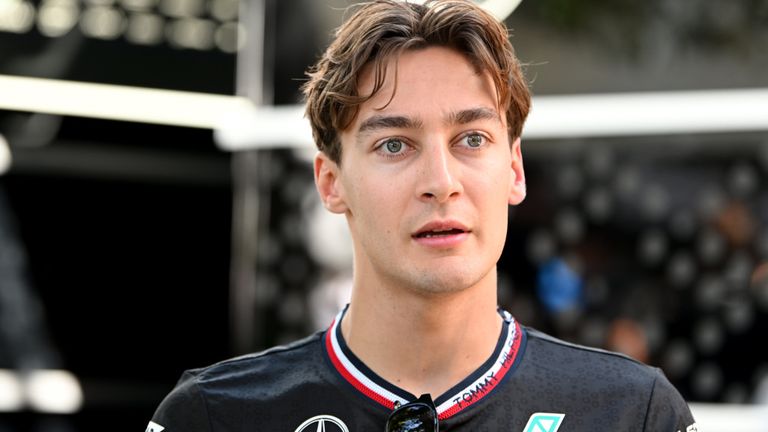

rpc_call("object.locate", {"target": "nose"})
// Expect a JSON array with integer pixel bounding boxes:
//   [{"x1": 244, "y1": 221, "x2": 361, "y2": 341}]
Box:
[{"x1": 417, "y1": 143, "x2": 463, "y2": 203}]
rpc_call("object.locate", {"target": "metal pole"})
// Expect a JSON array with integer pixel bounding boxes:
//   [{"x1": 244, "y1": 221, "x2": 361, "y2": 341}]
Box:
[{"x1": 230, "y1": 0, "x2": 273, "y2": 355}]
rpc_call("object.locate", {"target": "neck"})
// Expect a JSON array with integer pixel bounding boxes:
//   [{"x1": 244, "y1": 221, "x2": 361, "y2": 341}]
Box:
[{"x1": 341, "y1": 269, "x2": 502, "y2": 398}]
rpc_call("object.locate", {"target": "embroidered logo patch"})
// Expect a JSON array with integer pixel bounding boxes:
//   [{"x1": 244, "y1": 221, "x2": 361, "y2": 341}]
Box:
[{"x1": 523, "y1": 413, "x2": 565, "y2": 432}]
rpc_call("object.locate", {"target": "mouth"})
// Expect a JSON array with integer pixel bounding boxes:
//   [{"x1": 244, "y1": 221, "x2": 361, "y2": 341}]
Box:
[
  {"x1": 412, "y1": 221, "x2": 470, "y2": 239},
  {"x1": 414, "y1": 228, "x2": 467, "y2": 239}
]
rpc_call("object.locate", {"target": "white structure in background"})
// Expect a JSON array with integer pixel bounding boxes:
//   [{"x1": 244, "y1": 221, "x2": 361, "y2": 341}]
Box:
[
  {"x1": 0, "y1": 369, "x2": 83, "y2": 414},
  {"x1": 306, "y1": 200, "x2": 354, "y2": 330},
  {"x1": 26, "y1": 369, "x2": 84, "y2": 413},
  {"x1": 0, "y1": 369, "x2": 24, "y2": 411},
  {"x1": 1, "y1": 75, "x2": 767, "y2": 148},
  {"x1": 690, "y1": 403, "x2": 768, "y2": 431},
  {"x1": 0, "y1": 134, "x2": 11, "y2": 175},
  {"x1": 215, "y1": 88, "x2": 768, "y2": 150}
]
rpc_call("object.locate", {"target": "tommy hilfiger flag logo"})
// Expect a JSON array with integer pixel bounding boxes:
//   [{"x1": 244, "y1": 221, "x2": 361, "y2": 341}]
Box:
[{"x1": 523, "y1": 413, "x2": 565, "y2": 432}]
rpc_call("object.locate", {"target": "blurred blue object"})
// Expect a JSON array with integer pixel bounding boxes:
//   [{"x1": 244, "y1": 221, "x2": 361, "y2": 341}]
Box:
[{"x1": 536, "y1": 257, "x2": 584, "y2": 313}]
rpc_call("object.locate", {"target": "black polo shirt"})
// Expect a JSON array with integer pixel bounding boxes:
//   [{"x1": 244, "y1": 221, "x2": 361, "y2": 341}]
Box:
[{"x1": 148, "y1": 308, "x2": 697, "y2": 431}]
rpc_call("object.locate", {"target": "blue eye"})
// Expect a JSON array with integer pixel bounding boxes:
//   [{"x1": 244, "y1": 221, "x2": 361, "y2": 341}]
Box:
[
  {"x1": 375, "y1": 137, "x2": 411, "y2": 159},
  {"x1": 384, "y1": 139, "x2": 404, "y2": 153},
  {"x1": 465, "y1": 133, "x2": 484, "y2": 148}
]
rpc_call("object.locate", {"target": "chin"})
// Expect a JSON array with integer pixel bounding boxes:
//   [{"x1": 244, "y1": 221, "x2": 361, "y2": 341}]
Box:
[{"x1": 404, "y1": 267, "x2": 488, "y2": 296}]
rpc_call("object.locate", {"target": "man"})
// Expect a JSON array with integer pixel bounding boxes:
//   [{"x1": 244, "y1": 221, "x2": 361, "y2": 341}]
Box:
[{"x1": 148, "y1": 1, "x2": 697, "y2": 430}]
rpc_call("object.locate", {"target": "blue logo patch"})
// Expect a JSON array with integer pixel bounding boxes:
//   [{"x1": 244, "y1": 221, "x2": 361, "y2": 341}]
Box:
[{"x1": 523, "y1": 413, "x2": 565, "y2": 432}]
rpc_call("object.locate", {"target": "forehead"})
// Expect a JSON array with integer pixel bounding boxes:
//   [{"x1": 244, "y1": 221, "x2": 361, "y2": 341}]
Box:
[{"x1": 352, "y1": 46, "x2": 500, "y2": 124}]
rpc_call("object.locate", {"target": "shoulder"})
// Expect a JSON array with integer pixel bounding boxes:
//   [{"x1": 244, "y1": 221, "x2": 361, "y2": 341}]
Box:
[
  {"x1": 149, "y1": 332, "x2": 327, "y2": 431},
  {"x1": 523, "y1": 326, "x2": 660, "y2": 383},
  {"x1": 518, "y1": 326, "x2": 667, "y2": 408},
  {"x1": 518, "y1": 326, "x2": 697, "y2": 430},
  {"x1": 190, "y1": 331, "x2": 325, "y2": 384}
]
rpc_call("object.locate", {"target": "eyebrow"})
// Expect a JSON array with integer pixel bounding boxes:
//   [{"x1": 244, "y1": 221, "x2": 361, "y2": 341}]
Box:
[
  {"x1": 357, "y1": 115, "x2": 423, "y2": 135},
  {"x1": 355, "y1": 107, "x2": 500, "y2": 136},
  {"x1": 448, "y1": 107, "x2": 501, "y2": 125}
]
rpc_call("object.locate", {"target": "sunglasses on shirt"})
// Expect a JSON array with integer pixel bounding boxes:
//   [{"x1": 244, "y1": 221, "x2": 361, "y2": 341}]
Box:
[{"x1": 385, "y1": 393, "x2": 439, "y2": 432}]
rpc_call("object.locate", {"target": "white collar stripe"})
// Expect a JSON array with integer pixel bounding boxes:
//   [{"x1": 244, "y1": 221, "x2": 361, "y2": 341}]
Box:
[
  {"x1": 326, "y1": 311, "x2": 408, "y2": 408},
  {"x1": 324, "y1": 309, "x2": 524, "y2": 420}
]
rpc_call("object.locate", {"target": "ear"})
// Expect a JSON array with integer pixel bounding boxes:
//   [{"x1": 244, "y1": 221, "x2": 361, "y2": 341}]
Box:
[
  {"x1": 508, "y1": 137, "x2": 526, "y2": 205},
  {"x1": 314, "y1": 151, "x2": 348, "y2": 214}
]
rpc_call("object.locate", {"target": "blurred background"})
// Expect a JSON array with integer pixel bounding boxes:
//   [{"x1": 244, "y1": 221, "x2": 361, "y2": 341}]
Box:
[{"x1": 1, "y1": 0, "x2": 767, "y2": 430}]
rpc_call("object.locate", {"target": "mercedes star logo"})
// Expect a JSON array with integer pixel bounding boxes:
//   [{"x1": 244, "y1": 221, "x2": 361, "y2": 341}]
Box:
[{"x1": 294, "y1": 415, "x2": 350, "y2": 432}]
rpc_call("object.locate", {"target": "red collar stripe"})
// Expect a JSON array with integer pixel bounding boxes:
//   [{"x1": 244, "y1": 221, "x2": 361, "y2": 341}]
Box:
[
  {"x1": 324, "y1": 309, "x2": 523, "y2": 420},
  {"x1": 325, "y1": 312, "x2": 407, "y2": 409}
]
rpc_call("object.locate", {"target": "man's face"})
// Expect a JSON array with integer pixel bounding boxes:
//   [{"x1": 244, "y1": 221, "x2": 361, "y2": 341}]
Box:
[{"x1": 315, "y1": 46, "x2": 526, "y2": 295}]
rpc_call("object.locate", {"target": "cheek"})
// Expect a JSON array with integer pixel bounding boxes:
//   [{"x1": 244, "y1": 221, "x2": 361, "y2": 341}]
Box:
[
  {"x1": 476, "y1": 159, "x2": 512, "y2": 197},
  {"x1": 471, "y1": 161, "x2": 513, "y2": 229},
  {"x1": 345, "y1": 173, "x2": 395, "y2": 223}
]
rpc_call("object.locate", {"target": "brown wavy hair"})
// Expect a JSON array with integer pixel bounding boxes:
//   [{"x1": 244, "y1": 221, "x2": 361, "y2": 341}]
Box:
[{"x1": 303, "y1": 0, "x2": 531, "y2": 164}]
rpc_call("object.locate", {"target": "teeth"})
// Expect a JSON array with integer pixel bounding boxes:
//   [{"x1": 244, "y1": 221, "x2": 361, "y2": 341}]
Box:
[{"x1": 422, "y1": 229, "x2": 460, "y2": 238}]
